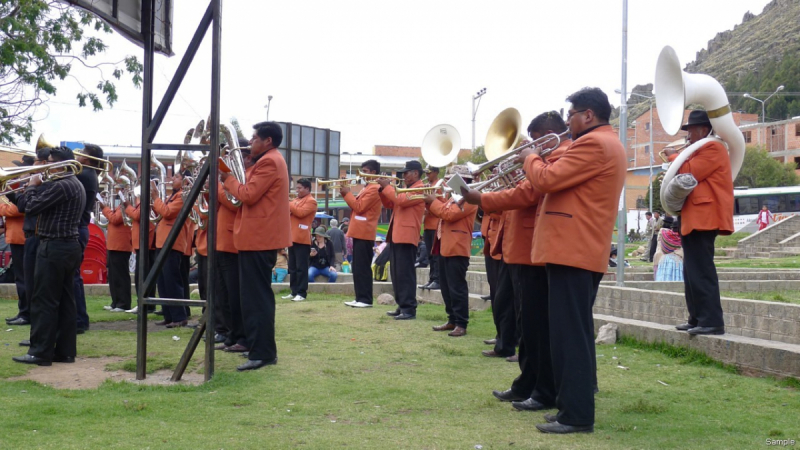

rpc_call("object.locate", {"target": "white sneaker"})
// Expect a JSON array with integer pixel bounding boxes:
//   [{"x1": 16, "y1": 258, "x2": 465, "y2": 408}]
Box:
[
  {"x1": 344, "y1": 301, "x2": 357, "y2": 307},
  {"x1": 103, "y1": 305, "x2": 113, "y2": 311},
  {"x1": 351, "y1": 302, "x2": 373, "y2": 308},
  {"x1": 125, "y1": 306, "x2": 138, "y2": 313},
  {"x1": 281, "y1": 294, "x2": 295, "y2": 299},
  {"x1": 292, "y1": 295, "x2": 306, "y2": 302},
  {"x1": 111, "y1": 308, "x2": 126, "y2": 312}
]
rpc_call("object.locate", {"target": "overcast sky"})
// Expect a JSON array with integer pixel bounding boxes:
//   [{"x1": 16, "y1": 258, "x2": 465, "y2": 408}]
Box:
[{"x1": 29, "y1": 0, "x2": 772, "y2": 154}]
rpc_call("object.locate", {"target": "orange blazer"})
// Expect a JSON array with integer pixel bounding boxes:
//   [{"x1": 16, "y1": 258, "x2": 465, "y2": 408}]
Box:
[
  {"x1": 481, "y1": 181, "x2": 541, "y2": 266},
  {"x1": 343, "y1": 183, "x2": 382, "y2": 241},
  {"x1": 216, "y1": 184, "x2": 238, "y2": 254},
  {"x1": 182, "y1": 220, "x2": 195, "y2": 256},
  {"x1": 153, "y1": 192, "x2": 189, "y2": 252},
  {"x1": 481, "y1": 212, "x2": 503, "y2": 260},
  {"x1": 126, "y1": 204, "x2": 156, "y2": 251},
  {"x1": 289, "y1": 194, "x2": 317, "y2": 245},
  {"x1": 194, "y1": 204, "x2": 208, "y2": 256},
  {"x1": 428, "y1": 198, "x2": 478, "y2": 257},
  {"x1": 0, "y1": 203, "x2": 25, "y2": 245},
  {"x1": 380, "y1": 181, "x2": 426, "y2": 246},
  {"x1": 223, "y1": 148, "x2": 292, "y2": 251},
  {"x1": 669, "y1": 140, "x2": 734, "y2": 236},
  {"x1": 525, "y1": 125, "x2": 626, "y2": 273},
  {"x1": 102, "y1": 206, "x2": 133, "y2": 252}
]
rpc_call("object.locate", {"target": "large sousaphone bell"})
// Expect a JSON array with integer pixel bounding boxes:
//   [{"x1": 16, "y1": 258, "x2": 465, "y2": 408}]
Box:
[
  {"x1": 655, "y1": 45, "x2": 744, "y2": 216},
  {"x1": 484, "y1": 108, "x2": 526, "y2": 161},
  {"x1": 421, "y1": 124, "x2": 460, "y2": 167}
]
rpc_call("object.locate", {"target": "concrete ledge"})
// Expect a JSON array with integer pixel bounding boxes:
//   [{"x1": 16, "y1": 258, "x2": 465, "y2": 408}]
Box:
[
  {"x1": 593, "y1": 314, "x2": 800, "y2": 379},
  {"x1": 270, "y1": 281, "x2": 394, "y2": 297},
  {"x1": 416, "y1": 288, "x2": 490, "y2": 311}
]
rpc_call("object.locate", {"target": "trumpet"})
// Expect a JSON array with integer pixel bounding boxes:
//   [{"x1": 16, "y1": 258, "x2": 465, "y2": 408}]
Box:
[
  {"x1": 395, "y1": 179, "x2": 445, "y2": 200},
  {"x1": 466, "y1": 130, "x2": 570, "y2": 192},
  {"x1": 357, "y1": 170, "x2": 401, "y2": 183},
  {"x1": 316, "y1": 177, "x2": 361, "y2": 188}
]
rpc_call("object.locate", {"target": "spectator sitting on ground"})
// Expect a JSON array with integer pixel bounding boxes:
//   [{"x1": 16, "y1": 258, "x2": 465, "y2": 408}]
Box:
[{"x1": 309, "y1": 227, "x2": 337, "y2": 282}]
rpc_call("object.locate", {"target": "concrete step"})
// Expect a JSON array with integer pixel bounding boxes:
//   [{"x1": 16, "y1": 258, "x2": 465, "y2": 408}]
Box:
[
  {"x1": 593, "y1": 314, "x2": 800, "y2": 379},
  {"x1": 417, "y1": 288, "x2": 490, "y2": 311}
]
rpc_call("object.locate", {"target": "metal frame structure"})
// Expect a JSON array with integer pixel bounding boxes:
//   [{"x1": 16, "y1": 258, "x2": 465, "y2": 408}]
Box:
[{"x1": 136, "y1": 0, "x2": 222, "y2": 381}]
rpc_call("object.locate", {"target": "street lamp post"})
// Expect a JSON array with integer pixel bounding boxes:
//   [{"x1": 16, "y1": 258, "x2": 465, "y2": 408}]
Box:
[
  {"x1": 744, "y1": 85, "x2": 784, "y2": 123},
  {"x1": 264, "y1": 95, "x2": 273, "y2": 121},
  {"x1": 472, "y1": 88, "x2": 487, "y2": 150},
  {"x1": 616, "y1": 89, "x2": 655, "y2": 212}
]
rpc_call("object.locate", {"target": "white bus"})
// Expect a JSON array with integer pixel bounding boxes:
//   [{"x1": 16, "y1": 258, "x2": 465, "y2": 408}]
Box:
[{"x1": 733, "y1": 186, "x2": 800, "y2": 232}]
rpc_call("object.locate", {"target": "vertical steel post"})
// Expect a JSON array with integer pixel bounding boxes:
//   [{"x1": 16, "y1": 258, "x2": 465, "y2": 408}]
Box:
[{"x1": 616, "y1": 0, "x2": 628, "y2": 287}]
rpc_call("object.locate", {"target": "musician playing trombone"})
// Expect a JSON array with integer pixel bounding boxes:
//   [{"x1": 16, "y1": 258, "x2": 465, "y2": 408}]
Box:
[
  {"x1": 462, "y1": 112, "x2": 571, "y2": 411},
  {"x1": 423, "y1": 166, "x2": 478, "y2": 337},
  {"x1": 12, "y1": 146, "x2": 86, "y2": 366},
  {"x1": 341, "y1": 159, "x2": 383, "y2": 308}
]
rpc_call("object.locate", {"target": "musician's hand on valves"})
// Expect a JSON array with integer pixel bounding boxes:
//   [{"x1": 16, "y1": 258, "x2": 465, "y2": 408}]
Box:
[
  {"x1": 28, "y1": 174, "x2": 43, "y2": 187},
  {"x1": 664, "y1": 147, "x2": 679, "y2": 158},
  {"x1": 460, "y1": 186, "x2": 482, "y2": 206},
  {"x1": 339, "y1": 185, "x2": 351, "y2": 196},
  {"x1": 422, "y1": 193, "x2": 436, "y2": 204},
  {"x1": 219, "y1": 171, "x2": 231, "y2": 182},
  {"x1": 516, "y1": 146, "x2": 540, "y2": 164},
  {"x1": 376, "y1": 177, "x2": 391, "y2": 188}
]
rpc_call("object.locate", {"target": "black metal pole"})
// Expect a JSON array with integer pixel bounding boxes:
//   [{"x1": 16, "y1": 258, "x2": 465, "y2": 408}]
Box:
[{"x1": 136, "y1": 0, "x2": 156, "y2": 381}]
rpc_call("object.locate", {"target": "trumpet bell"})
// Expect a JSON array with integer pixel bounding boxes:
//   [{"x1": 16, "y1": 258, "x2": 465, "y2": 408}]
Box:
[
  {"x1": 421, "y1": 124, "x2": 460, "y2": 167},
  {"x1": 484, "y1": 108, "x2": 525, "y2": 161}
]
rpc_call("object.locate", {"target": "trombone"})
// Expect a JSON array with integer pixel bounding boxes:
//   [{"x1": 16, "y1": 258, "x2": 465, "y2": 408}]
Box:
[
  {"x1": 357, "y1": 170, "x2": 401, "y2": 183},
  {"x1": 316, "y1": 177, "x2": 361, "y2": 188},
  {"x1": 73, "y1": 150, "x2": 113, "y2": 173},
  {"x1": 0, "y1": 161, "x2": 84, "y2": 196},
  {"x1": 395, "y1": 179, "x2": 445, "y2": 200}
]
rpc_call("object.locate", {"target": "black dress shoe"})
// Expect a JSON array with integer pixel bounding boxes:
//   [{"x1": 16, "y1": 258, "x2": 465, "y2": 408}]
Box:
[
  {"x1": 7, "y1": 317, "x2": 30, "y2": 326},
  {"x1": 19, "y1": 340, "x2": 30, "y2": 347},
  {"x1": 53, "y1": 355, "x2": 76, "y2": 363},
  {"x1": 675, "y1": 323, "x2": 694, "y2": 331},
  {"x1": 543, "y1": 413, "x2": 557, "y2": 423},
  {"x1": 512, "y1": 398, "x2": 553, "y2": 412},
  {"x1": 417, "y1": 281, "x2": 431, "y2": 289},
  {"x1": 12, "y1": 354, "x2": 52, "y2": 366},
  {"x1": 483, "y1": 338, "x2": 496, "y2": 345},
  {"x1": 386, "y1": 309, "x2": 401, "y2": 317},
  {"x1": 536, "y1": 421, "x2": 593, "y2": 434},
  {"x1": 426, "y1": 281, "x2": 440, "y2": 290},
  {"x1": 687, "y1": 326, "x2": 725, "y2": 335},
  {"x1": 394, "y1": 313, "x2": 416, "y2": 320},
  {"x1": 5, "y1": 315, "x2": 19, "y2": 323},
  {"x1": 492, "y1": 389, "x2": 526, "y2": 402},
  {"x1": 76, "y1": 328, "x2": 87, "y2": 335},
  {"x1": 480, "y1": 294, "x2": 491, "y2": 301},
  {"x1": 237, "y1": 358, "x2": 277, "y2": 371}
]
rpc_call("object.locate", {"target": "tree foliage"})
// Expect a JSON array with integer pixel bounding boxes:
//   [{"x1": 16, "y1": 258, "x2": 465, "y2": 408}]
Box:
[
  {"x1": 0, "y1": 0, "x2": 143, "y2": 145},
  {"x1": 734, "y1": 145, "x2": 800, "y2": 188}
]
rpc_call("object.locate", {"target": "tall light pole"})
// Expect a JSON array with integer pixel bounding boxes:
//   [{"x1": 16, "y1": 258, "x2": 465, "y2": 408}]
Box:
[
  {"x1": 617, "y1": 89, "x2": 655, "y2": 211},
  {"x1": 616, "y1": 0, "x2": 628, "y2": 287},
  {"x1": 264, "y1": 95, "x2": 273, "y2": 121},
  {"x1": 472, "y1": 88, "x2": 487, "y2": 150},
  {"x1": 744, "y1": 85, "x2": 784, "y2": 123}
]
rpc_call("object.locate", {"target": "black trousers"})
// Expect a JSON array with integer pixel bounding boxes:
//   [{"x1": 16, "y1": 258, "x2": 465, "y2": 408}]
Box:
[
  {"x1": 73, "y1": 226, "x2": 89, "y2": 329},
  {"x1": 239, "y1": 250, "x2": 277, "y2": 362},
  {"x1": 511, "y1": 265, "x2": 556, "y2": 405},
  {"x1": 181, "y1": 254, "x2": 191, "y2": 316},
  {"x1": 156, "y1": 249, "x2": 188, "y2": 323},
  {"x1": 440, "y1": 255, "x2": 470, "y2": 328},
  {"x1": 423, "y1": 229, "x2": 439, "y2": 282},
  {"x1": 107, "y1": 250, "x2": 132, "y2": 310},
  {"x1": 485, "y1": 255, "x2": 502, "y2": 301},
  {"x1": 352, "y1": 238, "x2": 374, "y2": 304},
  {"x1": 10, "y1": 243, "x2": 27, "y2": 319},
  {"x1": 547, "y1": 263, "x2": 602, "y2": 427},
  {"x1": 197, "y1": 252, "x2": 208, "y2": 301},
  {"x1": 134, "y1": 248, "x2": 156, "y2": 312},
  {"x1": 648, "y1": 234, "x2": 658, "y2": 262},
  {"x1": 218, "y1": 251, "x2": 245, "y2": 347},
  {"x1": 23, "y1": 235, "x2": 40, "y2": 322},
  {"x1": 288, "y1": 243, "x2": 310, "y2": 298},
  {"x1": 29, "y1": 239, "x2": 83, "y2": 360},
  {"x1": 491, "y1": 261, "x2": 516, "y2": 356},
  {"x1": 681, "y1": 229, "x2": 724, "y2": 327},
  {"x1": 389, "y1": 242, "x2": 418, "y2": 314}
]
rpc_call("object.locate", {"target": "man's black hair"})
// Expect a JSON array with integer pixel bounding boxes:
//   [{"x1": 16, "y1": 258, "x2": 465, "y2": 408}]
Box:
[
  {"x1": 297, "y1": 178, "x2": 312, "y2": 190},
  {"x1": 49, "y1": 146, "x2": 74, "y2": 162},
  {"x1": 36, "y1": 147, "x2": 51, "y2": 161},
  {"x1": 82, "y1": 143, "x2": 104, "y2": 168},
  {"x1": 645, "y1": 211, "x2": 652, "y2": 217},
  {"x1": 566, "y1": 87, "x2": 612, "y2": 122},
  {"x1": 528, "y1": 111, "x2": 568, "y2": 136},
  {"x1": 253, "y1": 121, "x2": 283, "y2": 148},
  {"x1": 361, "y1": 159, "x2": 380, "y2": 173}
]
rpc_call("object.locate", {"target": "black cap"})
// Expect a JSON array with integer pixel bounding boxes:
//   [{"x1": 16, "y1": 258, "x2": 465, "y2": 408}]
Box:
[
  {"x1": 680, "y1": 110, "x2": 712, "y2": 131},
  {"x1": 12, "y1": 155, "x2": 35, "y2": 167},
  {"x1": 424, "y1": 165, "x2": 440, "y2": 173},
  {"x1": 397, "y1": 160, "x2": 423, "y2": 174}
]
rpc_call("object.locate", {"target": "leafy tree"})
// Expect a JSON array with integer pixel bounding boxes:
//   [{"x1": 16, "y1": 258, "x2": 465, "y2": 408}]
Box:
[
  {"x1": 0, "y1": 0, "x2": 143, "y2": 145},
  {"x1": 650, "y1": 172, "x2": 664, "y2": 213},
  {"x1": 734, "y1": 145, "x2": 800, "y2": 187}
]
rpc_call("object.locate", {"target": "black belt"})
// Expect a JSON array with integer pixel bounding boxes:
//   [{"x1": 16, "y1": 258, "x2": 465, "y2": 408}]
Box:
[{"x1": 40, "y1": 236, "x2": 79, "y2": 242}]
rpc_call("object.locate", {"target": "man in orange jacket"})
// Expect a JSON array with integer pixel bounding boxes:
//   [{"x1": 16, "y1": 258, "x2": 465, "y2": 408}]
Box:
[
  {"x1": 664, "y1": 110, "x2": 733, "y2": 336},
  {"x1": 285, "y1": 178, "x2": 317, "y2": 302}
]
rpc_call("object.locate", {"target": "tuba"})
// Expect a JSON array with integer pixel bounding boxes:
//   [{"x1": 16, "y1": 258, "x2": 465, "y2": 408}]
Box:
[
  {"x1": 221, "y1": 145, "x2": 246, "y2": 207},
  {"x1": 421, "y1": 124, "x2": 460, "y2": 168},
  {"x1": 95, "y1": 171, "x2": 115, "y2": 229},
  {"x1": 655, "y1": 45, "x2": 745, "y2": 216},
  {"x1": 149, "y1": 155, "x2": 167, "y2": 223}
]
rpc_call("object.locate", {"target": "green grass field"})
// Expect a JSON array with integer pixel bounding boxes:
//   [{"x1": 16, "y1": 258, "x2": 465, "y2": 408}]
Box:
[{"x1": 0, "y1": 293, "x2": 798, "y2": 449}]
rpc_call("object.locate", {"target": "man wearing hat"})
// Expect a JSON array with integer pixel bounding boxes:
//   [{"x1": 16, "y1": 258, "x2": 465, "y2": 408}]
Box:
[
  {"x1": 12, "y1": 146, "x2": 86, "y2": 366},
  {"x1": 664, "y1": 109, "x2": 733, "y2": 336},
  {"x1": 377, "y1": 160, "x2": 426, "y2": 320},
  {"x1": 419, "y1": 166, "x2": 441, "y2": 290},
  {"x1": 309, "y1": 226, "x2": 337, "y2": 282}
]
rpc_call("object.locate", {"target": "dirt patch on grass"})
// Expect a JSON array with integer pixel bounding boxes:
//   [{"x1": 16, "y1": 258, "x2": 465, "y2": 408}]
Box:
[
  {"x1": 8, "y1": 356, "x2": 204, "y2": 389},
  {"x1": 90, "y1": 319, "x2": 199, "y2": 333}
]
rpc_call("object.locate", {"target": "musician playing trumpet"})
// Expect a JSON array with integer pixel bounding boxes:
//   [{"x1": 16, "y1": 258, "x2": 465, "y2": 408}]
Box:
[{"x1": 664, "y1": 110, "x2": 732, "y2": 336}]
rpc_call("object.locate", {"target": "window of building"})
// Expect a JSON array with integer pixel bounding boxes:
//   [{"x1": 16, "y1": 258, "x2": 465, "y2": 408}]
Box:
[
  {"x1": 794, "y1": 156, "x2": 800, "y2": 169},
  {"x1": 645, "y1": 122, "x2": 650, "y2": 131},
  {"x1": 743, "y1": 131, "x2": 751, "y2": 143},
  {"x1": 644, "y1": 145, "x2": 650, "y2": 154}
]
